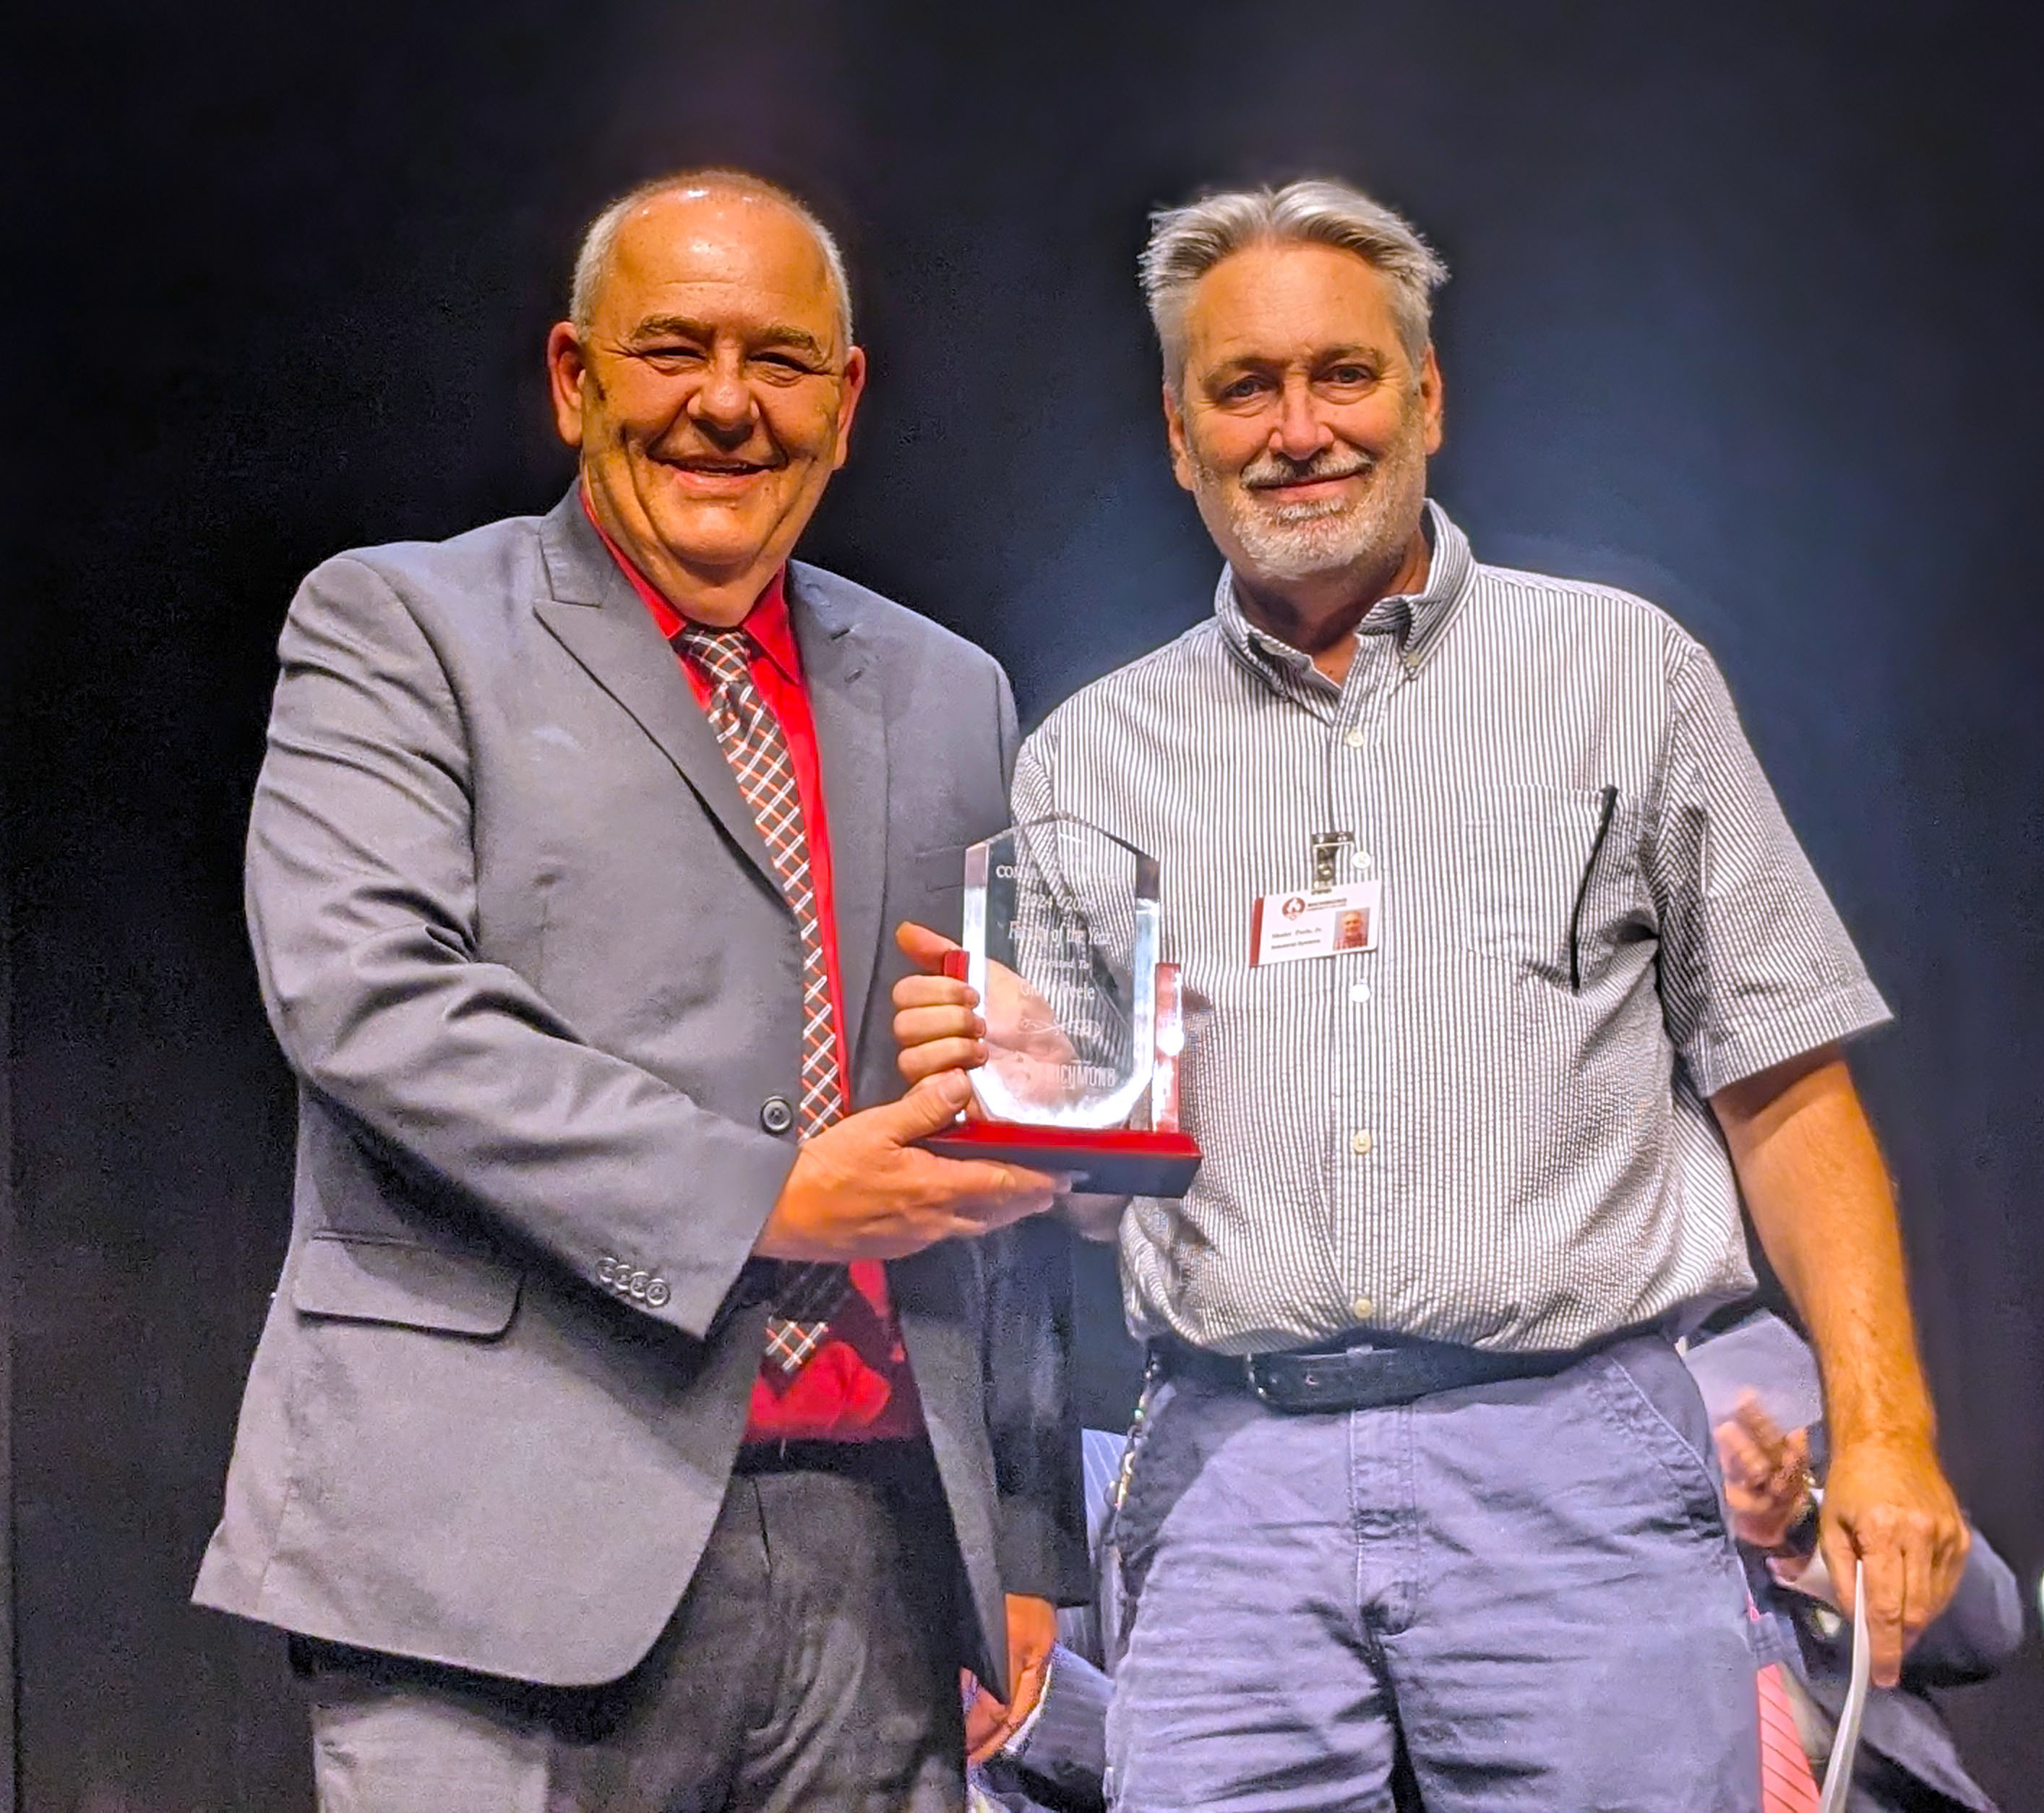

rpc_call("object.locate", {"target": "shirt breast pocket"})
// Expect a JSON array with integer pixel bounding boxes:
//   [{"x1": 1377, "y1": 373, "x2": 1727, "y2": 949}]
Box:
[{"x1": 1460, "y1": 784, "x2": 1647, "y2": 989}]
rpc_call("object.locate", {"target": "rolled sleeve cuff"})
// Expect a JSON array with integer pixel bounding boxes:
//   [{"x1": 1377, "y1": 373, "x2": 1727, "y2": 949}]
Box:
[{"x1": 1684, "y1": 976, "x2": 1894, "y2": 1100}]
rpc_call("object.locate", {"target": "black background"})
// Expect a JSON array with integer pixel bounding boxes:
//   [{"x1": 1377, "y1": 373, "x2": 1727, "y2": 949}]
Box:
[{"x1": 7, "y1": 3, "x2": 2043, "y2": 1807}]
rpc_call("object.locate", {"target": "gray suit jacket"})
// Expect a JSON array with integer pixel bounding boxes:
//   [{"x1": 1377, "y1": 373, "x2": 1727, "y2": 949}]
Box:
[{"x1": 194, "y1": 489, "x2": 1086, "y2": 1689}]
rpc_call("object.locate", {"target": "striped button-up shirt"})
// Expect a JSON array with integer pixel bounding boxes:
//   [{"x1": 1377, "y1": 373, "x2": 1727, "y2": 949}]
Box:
[{"x1": 1012, "y1": 502, "x2": 1889, "y2": 1355}]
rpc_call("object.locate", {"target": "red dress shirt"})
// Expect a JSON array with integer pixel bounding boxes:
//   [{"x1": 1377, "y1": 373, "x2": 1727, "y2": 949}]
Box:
[{"x1": 585, "y1": 499, "x2": 922, "y2": 1443}]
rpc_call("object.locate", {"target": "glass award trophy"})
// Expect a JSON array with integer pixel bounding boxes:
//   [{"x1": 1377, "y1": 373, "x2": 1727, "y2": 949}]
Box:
[{"x1": 922, "y1": 814, "x2": 1201, "y2": 1196}]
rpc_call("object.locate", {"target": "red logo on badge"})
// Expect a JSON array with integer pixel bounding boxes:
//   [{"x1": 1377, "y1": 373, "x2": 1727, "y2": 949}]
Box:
[{"x1": 1281, "y1": 896, "x2": 1307, "y2": 918}]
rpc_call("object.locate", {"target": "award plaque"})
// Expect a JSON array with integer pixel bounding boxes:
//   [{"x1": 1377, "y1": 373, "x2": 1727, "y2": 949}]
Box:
[{"x1": 922, "y1": 814, "x2": 1201, "y2": 1197}]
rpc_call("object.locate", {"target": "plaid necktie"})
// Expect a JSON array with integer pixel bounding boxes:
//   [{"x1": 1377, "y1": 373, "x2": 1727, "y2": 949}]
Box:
[
  {"x1": 1748, "y1": 1598, "x2": 1823, "y2": 1812},
  {"x1": 1758, "y1": 1662, "x2": 1822, "y2": 1810},
  {"x1": 674, "y1": 622, "x2": 849, "y2": 1375}
]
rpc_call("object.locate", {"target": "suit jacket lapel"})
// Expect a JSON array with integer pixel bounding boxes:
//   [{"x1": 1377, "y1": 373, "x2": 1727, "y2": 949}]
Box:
[
  {"x1": 532, "y1": 492, "x2": 781, "y2": 896},
  {"x1": 791, "y1": 565, "x2": 889, "y2": 1078}
]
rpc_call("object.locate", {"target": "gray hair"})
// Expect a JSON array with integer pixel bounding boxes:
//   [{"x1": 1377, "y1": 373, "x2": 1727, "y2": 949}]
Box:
[
  {"x1": 568, "y1": 169, "x2": 854, "y2": 346},
  {"x1": 1139, "y1": 179, "x2": 1448, "y2": 393}
]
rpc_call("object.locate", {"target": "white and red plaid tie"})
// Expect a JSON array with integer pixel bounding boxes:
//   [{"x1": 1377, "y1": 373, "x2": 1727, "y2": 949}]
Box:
[
  {"x1": 1758, "y1": 1661, "x2": 1823, "y2": 1810},
  {"x1": 674, "y1": 623, "x2": 849, "y2": 1375},
  {"x1": 1748, "y1": 1598, "x2": 1824, "y2": 1812}
]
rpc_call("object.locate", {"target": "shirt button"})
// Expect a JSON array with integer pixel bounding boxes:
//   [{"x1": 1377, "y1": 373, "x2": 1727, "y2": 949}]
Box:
[
  {"x1": 1351, "y1": 849, "x2": 1373, "y2": 869},
  {"x1": 1352, "y1": 1295, "x2": 1375, "y2": 1321},
  {"x1": 1351, "y1": 1129, "x2": 1374, "y2": 1155},
  {"x1": 1343, "y1": 727, "x2": 1367, "y2": 749},
  {"x1": 1349, "y1": 981, "x2": 1372, "y2": 1003}
]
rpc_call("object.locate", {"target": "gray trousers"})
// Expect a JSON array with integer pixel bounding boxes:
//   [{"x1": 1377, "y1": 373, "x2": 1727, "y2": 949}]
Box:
[
  {"x1": 1106, "y1": 1332, "x2": 1762, "y2": 1812},
  {"x1": 297, "y1": 1441, "x2": 968, "y2": 1813}
]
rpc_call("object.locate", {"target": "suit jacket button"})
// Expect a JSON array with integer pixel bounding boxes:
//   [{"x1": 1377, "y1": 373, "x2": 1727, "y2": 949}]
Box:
[
  {"x1": 760, "y1": 1096, "x2": 796, "y2": 1135},
  {"x1": 645, "y1": 1278, "x2": 671, "y2": 1308}
]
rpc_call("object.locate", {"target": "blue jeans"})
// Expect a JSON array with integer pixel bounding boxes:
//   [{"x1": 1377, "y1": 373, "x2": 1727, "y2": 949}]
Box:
[{"x1": 1105, "y1": 1333, "x2": 1760, "y2": 1812}]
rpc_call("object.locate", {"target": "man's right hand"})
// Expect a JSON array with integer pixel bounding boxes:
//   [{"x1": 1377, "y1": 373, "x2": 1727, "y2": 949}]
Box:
[
  {"x1": 753, "y1": 1071, "x2": 1060, "y2": 1261},
  {"x1": 1714, "y1": 1394, "x2": 1815, "y2": 1551}
]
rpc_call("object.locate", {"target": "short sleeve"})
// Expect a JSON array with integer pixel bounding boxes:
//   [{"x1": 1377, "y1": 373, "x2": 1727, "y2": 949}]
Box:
[
  {"x1": 1648, "y1": 646, "x2": 1891, "y2": 1097},
  {"x1": 1010, "y1": 721, "x2": 1057, "y2": 824}
]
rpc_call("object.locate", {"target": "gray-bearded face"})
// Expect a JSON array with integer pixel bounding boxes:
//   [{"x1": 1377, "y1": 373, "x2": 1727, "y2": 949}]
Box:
[{"x1": 1185, "y1": 390, "x2": 1430, "y2": 586}]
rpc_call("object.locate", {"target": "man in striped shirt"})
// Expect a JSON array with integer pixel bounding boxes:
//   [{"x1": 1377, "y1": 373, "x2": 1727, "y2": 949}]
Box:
[{"x1": 895, "y1": 179, "x2": 1968, "y2": 1811}]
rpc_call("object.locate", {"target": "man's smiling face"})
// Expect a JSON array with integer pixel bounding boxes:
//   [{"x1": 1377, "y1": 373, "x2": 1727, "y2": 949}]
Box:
[
  {"x1": 1166, "y1": 239, "x2": 1441, "y2": 594},
  {"x1": 548, "y1": 185, "x2": 865, "y2": 622}
]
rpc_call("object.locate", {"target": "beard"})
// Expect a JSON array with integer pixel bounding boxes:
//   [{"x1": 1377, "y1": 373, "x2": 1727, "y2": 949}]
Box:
[{"x1": 1187, "y1": 402, "x2": 1430, "y2": 587}]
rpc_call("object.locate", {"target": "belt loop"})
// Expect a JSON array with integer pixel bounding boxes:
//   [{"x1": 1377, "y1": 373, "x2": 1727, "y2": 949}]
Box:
[{"x1": 1244, "y1": 1353, "x2": 1272, "y2": 1404}]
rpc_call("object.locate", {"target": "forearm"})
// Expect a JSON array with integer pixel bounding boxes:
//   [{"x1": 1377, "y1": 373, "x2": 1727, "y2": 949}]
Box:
[{"x1": 1714, "y1": 1049, "x2": 1934, "y2": 1450}]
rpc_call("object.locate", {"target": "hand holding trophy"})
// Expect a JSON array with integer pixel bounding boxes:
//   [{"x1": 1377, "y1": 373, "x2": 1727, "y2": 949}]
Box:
[{"x1": 894, "y1": 814, "x2": 1200, "y2": 1197}]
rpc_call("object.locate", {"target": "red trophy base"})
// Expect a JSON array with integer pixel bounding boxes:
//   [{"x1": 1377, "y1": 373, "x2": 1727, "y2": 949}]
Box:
[
  {"x1": 923, "y1": 1120, "x2": 1202, "y2": 1197},
  {"x1": 922, "y1": 946, "x2": 1200, "y2": 1195}
]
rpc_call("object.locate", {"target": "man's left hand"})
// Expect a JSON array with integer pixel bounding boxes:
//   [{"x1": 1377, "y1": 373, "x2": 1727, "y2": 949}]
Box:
[
  {"x1": 1818, "y1": 1431, "x2": 1969, "y2": 1687},
  {"x1": 1712, "y1": 1047, "x2": 1970, "y2": 1691},
  {"x1": 960, "y1": 1593, "x2": 1059, "y2": 1765},
  {"x1": 893, "y1": 922, "x2": 1076, "y2": 1097}
]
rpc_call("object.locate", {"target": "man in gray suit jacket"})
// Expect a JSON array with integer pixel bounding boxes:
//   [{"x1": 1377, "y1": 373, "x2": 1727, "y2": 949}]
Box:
[{"x1": 194, "y1": 169, "x2": 1085, "y2": 1812}]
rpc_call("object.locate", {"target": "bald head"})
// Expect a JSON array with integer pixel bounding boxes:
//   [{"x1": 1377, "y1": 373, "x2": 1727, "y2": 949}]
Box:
[
  {"x1": 544, "y1": 166, "x2": 868, "y2": 628},
  {"x1": 570, "y1": 171, "x2": 852, "y2": 347}
]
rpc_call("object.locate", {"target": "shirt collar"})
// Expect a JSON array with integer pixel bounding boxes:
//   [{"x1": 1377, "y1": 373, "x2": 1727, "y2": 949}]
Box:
[
  {"x1": 579, "y1": 486, "x2": 799, "y2": 682},
  {"x1": 1214, "y1": 499, "x2": 1475, "y2": 692}
]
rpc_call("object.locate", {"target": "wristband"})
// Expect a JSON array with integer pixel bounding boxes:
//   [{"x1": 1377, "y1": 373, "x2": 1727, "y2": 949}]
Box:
[{"x1": 1768, "y1": 1497, "x2": 1821, "y2": 1561}]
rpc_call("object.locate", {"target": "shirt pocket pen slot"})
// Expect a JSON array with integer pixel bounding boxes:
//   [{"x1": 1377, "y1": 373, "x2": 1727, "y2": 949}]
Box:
[
  {"x1": 1567, "y1": 784, "x2": 1620, "y2": 992},
  {"x1": 1459, "y1": 782, "x2": 1641, "y2": 988}
]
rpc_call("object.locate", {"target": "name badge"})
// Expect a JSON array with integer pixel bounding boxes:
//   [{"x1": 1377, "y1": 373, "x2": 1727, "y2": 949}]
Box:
[{"x1": 1250, "y1": 880, "x2": 1382, "y2": 966}]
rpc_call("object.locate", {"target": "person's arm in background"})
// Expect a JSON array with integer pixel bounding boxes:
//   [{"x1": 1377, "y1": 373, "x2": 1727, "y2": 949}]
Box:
[
  {"x1": 1714, "y1": 1394, "x2": 1814, "y2": 1553},
  {"x1": 1717, "y1": 1395, "x2": 2017, "y2": 1689},
  {"x1": 973, "y1": 1426, "x2": 1128, "y2": 1811},
  {"x1": 971, "y1": 1209, "x2": 1083, "y2": 1759},
  {"x1": 986, "y1": 1642, "x2": 1112, "y2": 1812},
  {"x1": 1712, "y1": 1048, "x2": 1967, "y2": 1687}
]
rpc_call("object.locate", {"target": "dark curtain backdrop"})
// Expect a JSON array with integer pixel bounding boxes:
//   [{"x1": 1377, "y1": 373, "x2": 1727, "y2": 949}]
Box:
[{"x1": 7, "y1": 3, "x2": 2041, "y2": 1807}]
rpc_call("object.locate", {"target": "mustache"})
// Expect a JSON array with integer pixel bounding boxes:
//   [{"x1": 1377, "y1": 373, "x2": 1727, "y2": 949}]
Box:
[{"x1": 1239, "y1": 449, "x2": 1375, "y2": 490}]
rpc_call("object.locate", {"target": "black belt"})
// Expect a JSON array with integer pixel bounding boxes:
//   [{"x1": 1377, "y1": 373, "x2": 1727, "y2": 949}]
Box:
[
  {"x1": 730, "y1": 1437, "x2": 936, "y2": 1483},
  {"x1": 1151, "y1": 1329, "x2": 1586, "y2": 1413}
]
